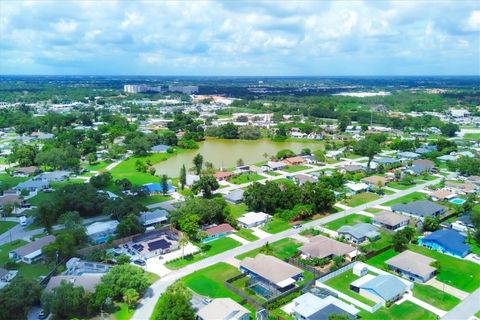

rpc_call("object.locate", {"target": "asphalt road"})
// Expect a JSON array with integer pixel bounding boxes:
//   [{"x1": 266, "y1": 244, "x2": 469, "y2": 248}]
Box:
[
  {"x1": 132, "y1": 175, "x2": 447, "y2": 320},
  {"x1": 441, "y1": 287, "x2": 480, "y2": 320}
]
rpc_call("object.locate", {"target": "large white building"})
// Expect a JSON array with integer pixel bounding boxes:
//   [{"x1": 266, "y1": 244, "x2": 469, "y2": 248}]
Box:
[{"x1": 124, "y1": 84, "x2": 163, "y2": 94}]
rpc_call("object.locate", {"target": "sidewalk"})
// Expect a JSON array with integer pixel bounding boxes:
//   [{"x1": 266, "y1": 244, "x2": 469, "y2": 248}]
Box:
[
  {"x1": 228, "y1": 234, "x2": 250, "y2": 245},
  {"x1": 405, "y1": 293, "x2": 447, "y2": 317}
]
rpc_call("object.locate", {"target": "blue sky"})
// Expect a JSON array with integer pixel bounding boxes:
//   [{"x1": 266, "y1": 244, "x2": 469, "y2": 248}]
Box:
[{"x1": 0, "y1": 0, "x2": 479, "y2": 76}]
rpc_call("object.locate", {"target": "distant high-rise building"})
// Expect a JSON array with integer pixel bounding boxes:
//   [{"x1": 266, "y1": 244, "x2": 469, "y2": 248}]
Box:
[{"x1": 123, "y1": 84, "x2": 163, "y2": 94}]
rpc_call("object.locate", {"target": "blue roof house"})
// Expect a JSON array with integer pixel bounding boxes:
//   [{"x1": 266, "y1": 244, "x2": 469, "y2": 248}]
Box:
[
  {"x1": 350, "y1": 274, "x2": 410, "y2": 306},
  {"x1": 418, "y1": 230, "x2": 471, "y2": 258}
]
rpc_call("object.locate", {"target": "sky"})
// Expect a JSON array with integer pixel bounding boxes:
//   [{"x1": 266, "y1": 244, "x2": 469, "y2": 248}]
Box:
[{"x1": 0, "y1": 0, "x2": 479, "y2": 76}]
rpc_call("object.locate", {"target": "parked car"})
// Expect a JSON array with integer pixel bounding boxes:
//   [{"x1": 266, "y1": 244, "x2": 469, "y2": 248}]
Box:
[
  {"x1": 293, "y1": 224, "x2": 302, "y2": 229},
  {"x1": 133, "y1": 259, "x2": 146, "y2": 266},
  {"x1": 203, "y1": 298, "x2": 212, "y2": 304},
  {"x1": 38, "y1": 310, "x2": 48, "y2": 319}
]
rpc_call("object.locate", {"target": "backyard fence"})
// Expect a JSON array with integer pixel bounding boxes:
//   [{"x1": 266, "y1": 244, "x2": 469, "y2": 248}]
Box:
[
  {"x1": 287, "y1": 257, "x2": 325, "y2": 277},
  {"x1": 315, "y1": 261, "x2": 356, "y2": 283}
]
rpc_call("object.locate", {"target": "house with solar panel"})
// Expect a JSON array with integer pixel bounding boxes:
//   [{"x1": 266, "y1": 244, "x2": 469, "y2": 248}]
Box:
[{"x1": 418, "y1": 229, "x2": 471, "y2": 258}]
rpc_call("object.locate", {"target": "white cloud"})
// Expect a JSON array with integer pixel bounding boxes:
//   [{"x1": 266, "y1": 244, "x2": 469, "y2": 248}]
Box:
[{"x1": 53, "y1": 19, "x2": 78, "y2": 33}]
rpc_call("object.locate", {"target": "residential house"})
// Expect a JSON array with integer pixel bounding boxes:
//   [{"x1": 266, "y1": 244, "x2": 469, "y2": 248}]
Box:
[
  {"x1": 86, "y1": 220, "x2": 119, "y2": 244},
  {"x1": 202, "y1": 223, "x2": 235, "y2": 243},
  {"x1": 139, "y1": 209, "x2": 169, "y2": 226},
  {"x1": 299, "y1": 235, "x2": 356, "y2": 260},
  {"x1": 150, "y1": 144, "x2": 170, "y2": 153},
  {"x1": 240, "y1": 254, "x2": 303, "y2": 291},
  {"x1": 9, "y1": 235, "x2": 56, "y2": 264},
  {"x1": 373, "y1": 211, "x2": 410, "y2": 231},
  {"x1": 450, "y1": 215, "x2": 475, "y2": 233},
  {"x1": 65, "y1": 257, "x2": 111, "y2": 276},
  {"x1": 237, "y1": 211, "x2": 272, "y2": 228},
  {"x1": 418, "y1": 229, "x2": 471, "y2": 258},
  {"x1": 445, "y1": 181, "x2": 477, "y2": 194},
  {"x1": 12, "y1": 166, "x2": 39, "y2": 177},
  {"x1": 466, "y1": 175, "x2": 480, "y2": 186},
  {"x1": 391, "y1": 200, "x2": 446, "y2": 220},
  {"x1": 197, "y1": 298, "x2": 250, "y2": 320},
  {"x1": 361, "y1": 175, "x2": 388, "y2": 188},
  {"x1": 386, "y1": 250, "x2": 436, "y2": 283},
  {"x1": 0, "y1": 268, "x2": 17, "y2": 288},
  {"x1": 185, "y1": 174, "x2": 200, "y2": 187},
  {"x1": 14, "y1": 179, "x2": 49, "y2": 192},
  {"x1": 406, "y1": 159, "x2": 435, "y2": 175},
  {"x1": 337, "y1": 223, "x2": 380, "y2": 244},
  {"x1": 437, "y1": 154, "x2": 457, "y2": 162},
  {"x1": 415, "y1": 145, "x2": 437, "y2": 155},
  {"x1": 450, "y1": 109, "x2": 470, "y2": 118},
  {"x1": 429, "y1": 189, "x2": 456, "y2": 202},
  {"x1": 224, "y1": 189, "x2": 244, "y2": 204},
  {"x1": 292, "y1": 292, "x2": 360, "y2": 320},
  {"x1": 293, "y1": 174, "x2": 318, "y2": 186},
  {"x1": 34, "y1": 170, "x2": 71, "y2": 182},
  {"x1": 339, "y1": 165, "x2": 364, "y2": 174},
  {"x1": 372, "y1": 157, "x2": 399, "y2": 166},
  {"x1": 397, "y1": 151, "x2": 420, "y2": 161},
  {"x1": 344, "y1": 182, "x2": 369, "y2": 194},
  {"x1": 45, "y1": 274, "x2": 103, "y2": 293},
  {"x1": 301, "y1": 154, "x2": 320, "y2": 164},
  {"x1": 283, "y1": 156, "x2": 306, "y2": 166},
  {"x1": 0, "y1": 194, "x2": 23, "y2": 208},
  {"x1": 326, "y1": 148, "x2": 345, "y2": 159},
  {"x1": 235, "y1": 165, "x2": 252, "y2": 174},
  {"x1": 261, "y1": 161, "x2": 287, "y2": 172},
  {"x1": 213, "y1": 171, "x2": 235, "y2": 181},
  {"x1": 350, "y1": 274, "x2": 411, "y2": 306}
]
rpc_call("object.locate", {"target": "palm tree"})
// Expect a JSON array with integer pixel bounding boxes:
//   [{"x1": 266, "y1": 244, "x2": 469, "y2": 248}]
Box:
[{"x1": 179, "y1": 233, "x2": 189, "y2": 258}]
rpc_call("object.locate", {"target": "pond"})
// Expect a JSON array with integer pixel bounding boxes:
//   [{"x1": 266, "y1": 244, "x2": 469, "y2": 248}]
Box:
[{"x1": 153, "y1": 138, "x2": 323, "y2": 177}]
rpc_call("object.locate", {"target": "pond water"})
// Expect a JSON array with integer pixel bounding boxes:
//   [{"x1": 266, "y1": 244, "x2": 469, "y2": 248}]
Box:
[{"x1": 153, "y1": 138, "x2": 323, "y2": 177}]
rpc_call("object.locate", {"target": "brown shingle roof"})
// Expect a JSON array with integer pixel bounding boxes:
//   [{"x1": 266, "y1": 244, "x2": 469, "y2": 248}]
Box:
[
  {"x1": 374, "y1": 211, "x2": 410, "y2": 227},
  {"x1": 240, "y1": 254, "x2": 302, "y2": 284},
  {"x1": 300, "y1": 235, "x2": 355, "y2": 259},
  {"x1": 12, "y1": 235, "x2": 56, "y2": 257},
  {"x1": 205, "y1": 223, "x2": 235, "y2": 237},
  {"x1": 386, "y1": 250, "x2": 436, "y2": 278}
]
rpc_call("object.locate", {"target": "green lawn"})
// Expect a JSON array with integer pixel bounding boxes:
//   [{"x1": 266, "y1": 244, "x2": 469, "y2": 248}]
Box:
[
  {"x1": 261, "y1": 217, "x2": 291, "y2": 234},
  {"x1": 387, "y1": 182, "x2": 416, "y2": 190},
  {"x1": 228, "y1": 203, "x2": 248, "y2": 219},
  {"x1": 180, "y1": 262, "x2": 243, "y2": 301},
  {"x1": 366, "y1": 248, "x2": 398, "y2": 269},
  {"x1": 235, "y1": 229, "x2": 258, "y2": 241},
  {"x1": 364, "y1": 208, "x2": 382, "y2": 214},
  {"x1": 409, "y1": 245, "x2": 480, "y2": 293},
  {"x1": 266, "y1": 171, "x2": 281, "y2": 176},
  {"x1": 412, "y1": 284, "x2": 460, "y2": 311},
  {"x1": 137, "y1": 194, "x2": 171, "y2": 205},
  {"x1": 110, "y1": 152, "x2": 179, "y2": 185},
  {"x1": 165, "y1": 237, "x2": 242, "y2": 270},
  {"x1": 324, "y1": 271, "x2": 376, "y2": 306},
  {"x1": 361, "y1": 230, "x2": 393, "y2": 252},
  {"x1": 382, "y1": 192, "x2": 428, "y2": 206},
  {"x1": 229, "y1": 173, "x2": 265, "y2": 185},
  {"x1": 235, "y1": 238, "x2": 301, "y2": 261},
  {"x1": 0, "y1": 221, "x2": 17, "y2": 234},
  {"x1": 359, "y1": 301, "x2": 436, "y2": 320},
  {"x1": 0, "y1": 174, "x2": 29, "y2": 189},
  {"x1": 273, "y1": 178, "x2": 296, "y2": 187},
  {"x1": 0, "y1": 239, "x2": 28, "y2": 264},
  {"x1": 114, "y1": 302, "x2": 134, "y2": 320},
  {"x1": 463, "y1": 133, "x2": 480, "y2": 140},
  {"x1": 27, "y1": 191, "x2": 56, "y2": 206},
  {"x1": 322, "y1": 214, "x2": 372, "y2": 231},
  {"x1": 283, "y1": 165, "x2": 310, "y2": 173},
  {"x1": 85, "y1": 160, "x2": 111, "y2": 171},
  {"x1": 342, "y1": 192, "x2": 380, "y2": 207}
]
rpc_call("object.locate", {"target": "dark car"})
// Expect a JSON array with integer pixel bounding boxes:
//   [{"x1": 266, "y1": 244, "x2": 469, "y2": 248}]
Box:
[
  {"x1": 133, "y1": 259, "x2": 146, "y2": 266},
  {"x1": 38, "y1": 310, "x2": 48, "y2": 319}
]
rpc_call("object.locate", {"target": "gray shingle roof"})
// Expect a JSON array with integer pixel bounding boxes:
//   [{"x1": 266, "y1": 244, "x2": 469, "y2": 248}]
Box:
[
  {"x1": 391, "y1": 200, "x2": 446, "y2": 217},
  {"x1": 360, "y1": 275, "x2": 407, "y2": 301},
  {"x1": 338, "y1": 223, "x2": 379, "y2": 240}
]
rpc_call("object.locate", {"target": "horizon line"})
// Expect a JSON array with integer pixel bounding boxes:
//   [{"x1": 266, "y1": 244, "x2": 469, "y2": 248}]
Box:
[{"x1": 1, "y1": 74, "x2": 480, "y2": 78}]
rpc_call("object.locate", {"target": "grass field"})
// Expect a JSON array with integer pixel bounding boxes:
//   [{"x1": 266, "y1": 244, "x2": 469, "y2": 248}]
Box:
[
  {"x1": 165, "y1": 237, "x2": 242, "y2": 269},
  {"x1": 283, "y1": 165, "x2": 310, "y2": 173},
  {"x1": 228, "y1": 203, "x2": 248, "y2": 219},
  {"x1": 261, "y1": 217, "x2": 291, "y2": 234},
  {"x1": 412, "y1": 284, "x2": 460, "y2": 311},
  {"x1": 364, "y1": 208, "x2": 382, "y2": 214},
  {"x1": 0, "y1": 174, "x2": 29, "y2": 189},
  {"x1": 0, "y1": 221, "x2": 17, "y2": 234},
  {"x1": 85, "y1": 161, "x2": 111, "y2": 171},
  {"x1": 110, "y1": 152, "x2": 179, "y2": 185},
  {"x1": 359, "y1": 301, "x2": 436, "y2": 320},
  {"x1": 382, "y1": 192, "x2": 428, "y2": 206},
  {"x1": 463, "y1": 133, "x2": 480, "y2": 140},
  {"x1": 229, "y1": 173, "x2": 265, "y2": 185},
  {"x1": 324, "y1": 271, "x2": 376, "y2": 306},
  {"x1": 387, "y1": 182, "x2": 416, "y2": 190},
  {"x1": 114, "y1": 302, "x2": 134, "y2": 320},
  {"x1": 273, "y1": 178, "x2": 296, "y2": 187},
  {"x1": 322, "y1": 214, "x2": 372, "y2": 231},
  {"x1": 235, "y1": 238, "x2": 301, "y2": 261},
  {"x1": 366, "y1": 248, "x2": 398, "y2": 269},
  {"x1": 137, "y1": 194, "x2": 171, "y2": 205},
  {"x1": 0, "y1": 240, "x2": 28, "y2": 264},
  {"x1": 408, "y1": 245, "x2": 480, "y2": 293},
  {"x1": 235, "y1": 229, "x2": 259, "y2": 241},
  {"x1": 342, "y1": 192, "x2": 380, "y2": 207},
  {"x1": 361, "y1": 231, "x2": 393, "y2": 252},
  {"x1": 266, "y1": 171, "x2": 281, "y2": 176},
  {"x1": 181, "y1": 262, "x2": 243, "y2": 301},
  {"x1": 27, "y1": 191, "x2": 55, "y2": 206}
]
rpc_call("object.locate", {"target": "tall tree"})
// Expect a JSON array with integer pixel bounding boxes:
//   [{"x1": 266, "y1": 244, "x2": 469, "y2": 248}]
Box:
[
  {"x1": 179, "y1": 164, "x2": 187, "y2": 190},
  {"x1": 191, "y1": 175, "x2": 219, "y2": 198},
  {"x1": 161, "y1": 174, "x2": 169, "y2": 195},
  {"x1": 155, "y1": 283, "x2": 195, "y2": 320},
  {"x1": 0, "y1": 276, "x2": 41, "y2": 320},
  {"x1": 353, "y1": 138, "x2": 381, "y2": 170},
  {"x1": 192, "y1": 153, "x2": 203, "y2": 175}
]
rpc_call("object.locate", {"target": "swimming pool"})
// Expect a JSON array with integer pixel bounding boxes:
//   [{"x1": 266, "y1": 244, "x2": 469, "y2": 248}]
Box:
[
  {"x1": 249, "y1": 284, "x2": 273, "y2": 299},
  {"x1": 449, "y1": 198, "x2": 466, "y2": 205}
]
